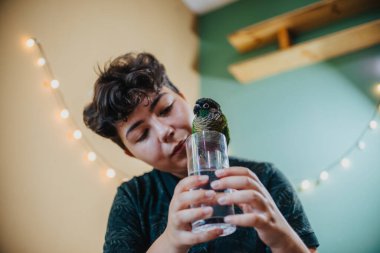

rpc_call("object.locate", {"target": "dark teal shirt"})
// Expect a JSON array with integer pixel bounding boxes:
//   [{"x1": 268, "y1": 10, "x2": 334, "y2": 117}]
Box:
[{"x1": 103, "y1": 157, "x2": 319, "y2": 252}]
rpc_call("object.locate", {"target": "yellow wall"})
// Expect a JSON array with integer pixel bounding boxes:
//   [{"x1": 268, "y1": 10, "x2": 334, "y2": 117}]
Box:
[{"x1": 0, "y1": 0, "x2": 198, "y2": 252}]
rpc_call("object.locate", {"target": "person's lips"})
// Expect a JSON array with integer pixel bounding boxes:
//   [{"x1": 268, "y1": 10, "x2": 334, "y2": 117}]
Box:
[{"x1": 171, "y1": 139, "x2": 186, "y2": 157}]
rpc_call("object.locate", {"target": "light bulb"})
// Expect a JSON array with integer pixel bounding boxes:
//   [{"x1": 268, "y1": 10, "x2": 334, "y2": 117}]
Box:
[
  {"x1": 320, "y1": 171, "x2": 329, "y2": 181},
  {"x1": 87, "y1": 152, "x2": 97, "y2": 161},
  {"x1": 369, "y1": 120, "x2": 378, "y2": 129},
  {"x1": 60, "y1": 109, "x2": 69, "y2": 119},
  {"x1": 358, "y1": 141, "x2": 366, "y2": 150},
  {"x1": 37, "y1": 58, "x2": 46, "y2": 66},
  {"x1": 340, "y1": 158, "x2": 351, "y2": 169},
  {"x1": 50, "y1": 80, "x2": 60, "y2": 89},
  {"x1": 376, "y1": 83, "x2": 380, "y2": 93},
  {"x1": 26, "y1": 38, "x2": 36, "y2": 47},
  {"x1": 301, "y1": 180, "x2": 311, "y2": 191},
  {"x1": 106, "y1": 168, "x2": 116, "y2": 178},
  {"x1": 73, "y1": 130, "x2": 82, "y2": 139}
]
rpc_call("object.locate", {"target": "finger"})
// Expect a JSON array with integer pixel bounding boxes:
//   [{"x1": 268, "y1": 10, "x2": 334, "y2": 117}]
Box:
[
  {"x1": 211, "y1": 176, "x2": 264, "y2": 194},
  {"x1": 224, "y1": 213, "x2": 269, "y2": 229},
  {"x1": 217, "y1": 190, "x2": 267, "y2": 211},
  {"x1": 174, "y1": 206, "x2": 214, "y2": 226},
  {"x1": 173, "y1": 189, "x2": 217, "y2": 211},
  {"x1": 174, "y1": 175, "x2": 209, "y2": 195},
  {"x1": 181, "y1": 228, "x2": 224, "y2": 245},
  {"x1": 215, "y1": 167, "x2": 260, "y2": 183}
]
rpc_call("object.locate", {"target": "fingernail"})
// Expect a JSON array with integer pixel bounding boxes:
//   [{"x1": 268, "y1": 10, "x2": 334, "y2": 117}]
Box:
[
  {"x1": 205, "y1": 190, "x2": 215, "y2": 198},
  {"x1": 218, "y1": 196, "x2": 227, "y2": 204},
  {"x1": 199, "y1": 175, "x2": 209, "y2": 181},
  {"x1": 224, "y1": 216, "x2": 232, "y2": 223},
  {"x1": 210, "y1": 180, "x2": 220, "y2": 189},
  {"x1": 203, "y1": 206, "x2": 213, "y2": 214},
  {"x1": 215, "y1": 169, "x2": 225, "y2": 176}
]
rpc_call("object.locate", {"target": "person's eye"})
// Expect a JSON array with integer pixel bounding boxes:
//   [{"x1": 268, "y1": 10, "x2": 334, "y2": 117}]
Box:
[
  {"x1": 159, "y1": 102, "x2": 174, "y2": 116},
  {"x1": 136, "y1": 129, "x2": 149, "y2": 143}
]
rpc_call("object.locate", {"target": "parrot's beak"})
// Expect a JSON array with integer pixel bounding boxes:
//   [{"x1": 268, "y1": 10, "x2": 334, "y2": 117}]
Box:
[{"x1": 193, "y1": 104, "x2": 201, "y2": 115}]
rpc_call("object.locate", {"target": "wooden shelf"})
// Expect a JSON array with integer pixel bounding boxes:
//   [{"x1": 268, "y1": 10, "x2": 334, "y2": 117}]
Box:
[
  {"x1": 228, "y1": 20, "x2": 380, "y2": 83},
  {"x1": 228, "y1": 0, "x2": 380, "y2": 53}
]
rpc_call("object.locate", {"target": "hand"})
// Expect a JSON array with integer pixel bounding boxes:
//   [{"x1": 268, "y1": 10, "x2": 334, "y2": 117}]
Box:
[
  {"x1": 160, "y1": 175, "x2": 223, "y2": 253},
  {"x1": 211, "y1": 167, "x2": 309, "y2": 253}
]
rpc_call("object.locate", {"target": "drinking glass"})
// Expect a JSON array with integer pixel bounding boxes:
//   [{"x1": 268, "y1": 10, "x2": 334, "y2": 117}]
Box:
[{"x1": 186, "y1": 130, "x2": 236, "y2": 236}]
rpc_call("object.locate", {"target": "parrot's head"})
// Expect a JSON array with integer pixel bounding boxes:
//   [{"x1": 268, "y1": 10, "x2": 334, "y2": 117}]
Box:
[{"x1": 193, "y1": 98, "x2": 221, "y2": 118}]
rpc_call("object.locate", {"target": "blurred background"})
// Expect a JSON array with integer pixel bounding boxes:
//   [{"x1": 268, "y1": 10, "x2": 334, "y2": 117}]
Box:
[{"x1": 0, "y1": 0, "x2": 379, "y2": 252}]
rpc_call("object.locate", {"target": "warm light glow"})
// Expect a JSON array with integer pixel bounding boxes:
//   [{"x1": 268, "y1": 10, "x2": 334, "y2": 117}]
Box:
[
  {"x1": 358, "y1": 141, "x2": 366, "y2": 150},
  {"x1": 340, "y1": 158, "x2": 351, "y2": 169},
  {"x1": 73, "y1": 130, "x2": 82, "y2": 139},
  {"x1": 320, "y1": 171, "x2": 329, "y2": 181},
  {"x1": 37, "y1": 58, "x2": 46, "y2": 66},
  {"x1": 87, "y1": 152, "x2": 97, "y2": 161},
  {"x1": 26, "y1": 38, "x2": 36, "y2": 48},
  {"x1": 301, "y1": 180, "x2": 311, "y2": 191},
  {"x1": 122, "y1": 177, "x2": 129, "y2": 182},
  {"x1": 50, "y1": 80, "x2": 60, "y2": 89},
  {"x1": 376, "y1": 83, "x2": 380, "y2": 93},
  {"x1": 369, "y1": 120, "x2": 378, "y2": 129},
  {"x1": 60, "y1": 109, "x2": 69, "y2": 119},
  {"x1": 106, "y1": 168, "x2": 116, "y2": 178}
]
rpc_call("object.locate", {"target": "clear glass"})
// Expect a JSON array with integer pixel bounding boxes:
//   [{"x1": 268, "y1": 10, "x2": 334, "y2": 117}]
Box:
[{"x1": 186, "y1": 130, "x2": 236, "y2": 236}]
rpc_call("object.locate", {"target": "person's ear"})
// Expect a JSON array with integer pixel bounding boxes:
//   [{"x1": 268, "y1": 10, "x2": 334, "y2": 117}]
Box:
[{"x1": 124, "y1": 148, "x2": 135, "y2": 157}]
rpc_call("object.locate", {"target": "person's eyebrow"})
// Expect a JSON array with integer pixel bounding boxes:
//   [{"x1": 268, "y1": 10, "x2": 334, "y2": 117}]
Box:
[
  {"x1": 149, "y1": 92, "x2": 167, "y2": 112},
  {"x1": 125, "y1": 92, "x2": 168, "y2": 138}
]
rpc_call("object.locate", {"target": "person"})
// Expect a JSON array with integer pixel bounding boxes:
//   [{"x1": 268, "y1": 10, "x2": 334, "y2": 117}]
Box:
[{"x1": 83, "y1": 52, "x2": 320, "y2": 253}]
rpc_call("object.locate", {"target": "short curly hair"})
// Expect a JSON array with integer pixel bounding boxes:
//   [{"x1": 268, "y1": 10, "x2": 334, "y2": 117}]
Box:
[{"x1": 83, "y1": 52, "x2": 180, "y2": 150}]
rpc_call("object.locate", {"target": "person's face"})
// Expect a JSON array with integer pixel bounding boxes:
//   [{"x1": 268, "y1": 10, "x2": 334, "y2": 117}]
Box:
[{"x1": 116, "y1": 86, "x2": 193, "y2": 178}]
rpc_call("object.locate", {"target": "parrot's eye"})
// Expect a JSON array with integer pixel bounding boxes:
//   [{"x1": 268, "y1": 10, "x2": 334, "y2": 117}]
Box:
[{"x1": 203, "y1": 103, "x2": 209, "y2": 109}]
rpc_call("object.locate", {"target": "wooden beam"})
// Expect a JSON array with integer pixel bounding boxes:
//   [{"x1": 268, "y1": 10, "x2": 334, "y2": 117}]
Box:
[
  {"x1": 277, "y1": 27, "x2": 291, "y2": 50},
  {"x1": 228, "y1": 0, "x2": 380, "y2": 53},
  {"x1": 228, "y1": 19, "x2": 380, "y2": 84}
]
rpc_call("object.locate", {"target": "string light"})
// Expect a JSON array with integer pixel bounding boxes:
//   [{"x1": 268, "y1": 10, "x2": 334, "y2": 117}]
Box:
[
  {"x1": 320, "y1": 171, "x2": 329, "y2": 181},
  {"x1": 60, "y1": 109, "x2": 69, "y2": 119},
  {"x1": 37, "y1": 57, "x2": 46, "y2": 66},
  {"x1": 73, "y1": 130, "x2": 82, "y2": 140},
  {"x1": 50, "y1": 79, "x2": 60, "y2": 89},
  {"x1": 87, "y1": 152, "x2": 97, "y2": 162},
  {"x1": 301, "y1": 180, "x2": 312, "y2": 191},
  {"x1": 340, "y1": 158, "x2": 351, "y2": 169},
  {"x1": 369, "y1": 120, "x2": 378, "y2": 129},
  {"x1": 376, "y1": 83, "x2": 380, "y2": 93},
  {"x1": 357, "y1": 141, "x2": 366, "y2": 150},
  {"x1": 26, "y1": 38, "x2": 36, "y2": 48},
  {"x1": 106, "y1": 168, "x2": 116, "y2": 178}
]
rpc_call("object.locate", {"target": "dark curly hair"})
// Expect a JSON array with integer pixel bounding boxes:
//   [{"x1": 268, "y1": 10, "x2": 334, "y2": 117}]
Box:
[{"x1": 83, "y1": 52, "x2": 180, "y2": 150}]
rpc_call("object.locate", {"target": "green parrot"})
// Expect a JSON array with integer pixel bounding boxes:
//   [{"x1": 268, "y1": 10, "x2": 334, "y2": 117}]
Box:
[{"x1": 192, "y1": 98, "x2": 230, "y2": 145}]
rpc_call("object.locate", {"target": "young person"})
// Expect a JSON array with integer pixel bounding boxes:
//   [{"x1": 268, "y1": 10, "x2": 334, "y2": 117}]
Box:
[{"x1": 83, "y1": 52, "x2": 319, "y2": 253}]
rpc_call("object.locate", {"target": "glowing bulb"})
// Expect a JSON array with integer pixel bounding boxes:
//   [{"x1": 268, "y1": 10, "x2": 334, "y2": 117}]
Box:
[
  {"x1": 320, "y1": 171, "x2": 329, "y2": 181},
  {"x1": 301, "y1": 180, "x2": 311, "y2": 191},
  {"x1": 73, "y1": 130, "x2": 82, "y2": 139},
  {"x1": 37, "y1": 58, "x2": 46, "y2": 66},
  {"x1": 376, "y1": 83, "x2": 380, "y2": 93},
  {"x1": 60, "y1": 109, "x2": 69, "y2": 119},
  {"x1": 26, "y1": 38, "x2": 36, "y2": 47},
  {"x1": 340, "y1": 158, "x2": 351, "y2": 169},
  {"x1": 50, "y1": 80, "x2": 60, "y2": 89},
  {"x1": 106, "y1": 168, "x2": 116, "y2": 178},
  {"x1": 87, "y1": 152, "x2": 97, "y2": 161},
  {"x1": 358, "y1": 141, "x2": 366, "y2": 150},
  {"x1": 369, "y1": 120, "x2": 378, "y2": 129}
]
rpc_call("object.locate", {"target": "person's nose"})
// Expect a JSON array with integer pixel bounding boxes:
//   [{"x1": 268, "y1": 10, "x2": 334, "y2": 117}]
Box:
[{"x1": 154, "y1": 120, "x2": 175, "y2": 143}]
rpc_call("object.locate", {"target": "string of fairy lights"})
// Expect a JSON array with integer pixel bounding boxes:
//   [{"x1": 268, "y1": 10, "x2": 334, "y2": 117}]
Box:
[
  {"x1": 25, "y1": 37, "x2": 130, "y2": 182},
  {"x1": 24, "y1": 37, "x2": 380, "y2": 191}
]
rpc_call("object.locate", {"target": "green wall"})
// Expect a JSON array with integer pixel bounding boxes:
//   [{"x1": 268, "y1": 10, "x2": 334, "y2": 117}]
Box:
[{"x1": 199, "y1": 1, "x2": 380, "y2": 252}]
